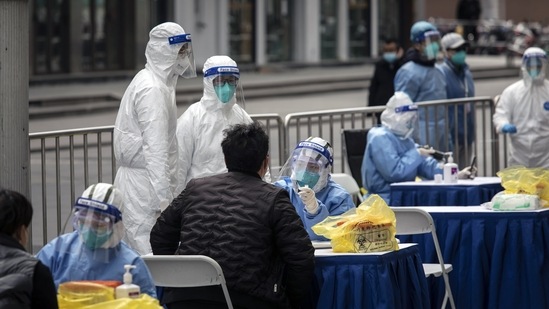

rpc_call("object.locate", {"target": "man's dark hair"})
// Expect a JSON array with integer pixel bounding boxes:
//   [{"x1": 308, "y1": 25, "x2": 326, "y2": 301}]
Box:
[
  {"x1": 222, "y1": 121, "x2": 269, "y2": 173},
  {"x1": 383, "y1": 38, "x2": 399, "y2": 46},
  {"x1": 0, "y1": 189, "x2": 33, "y2": 236}
]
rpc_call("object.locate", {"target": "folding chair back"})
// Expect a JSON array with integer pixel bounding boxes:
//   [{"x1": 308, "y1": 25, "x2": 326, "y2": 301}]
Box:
[
  {"x1": 342, "y1": 128, "x2": 370, "y2": 188},
  {"x1": 142, "y1": 255, "x2": 233, "y2": 309},
  {"x1": 331, "y1": 173, "x2": 363, "y2": 205},
  {"x1": 392, "y1": 207, "x2": 456, "y2": 309}
]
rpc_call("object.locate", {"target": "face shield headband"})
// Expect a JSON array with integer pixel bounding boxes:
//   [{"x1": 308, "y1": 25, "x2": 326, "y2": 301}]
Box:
[
  {"x1": 294, "y1": 141, "x2": 333, "y2": 168},
  {"x1": 74, "y1": 197, "x2": 122, "y2": 223},
  {"x1": 394, "y1": 104, "x2": 418, "y2": 113}
]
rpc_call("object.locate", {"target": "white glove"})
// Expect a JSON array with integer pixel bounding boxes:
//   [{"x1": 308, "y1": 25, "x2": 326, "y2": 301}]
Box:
[
  {"x1": 458, "y1": 166, "x2": 473, "y2": 179},
  {"x1": 298, "y1": 186, "x2": 319, "y2": 214},
  {"x1": 418, "y1": 147, "x2": 435, "y2": 157}
]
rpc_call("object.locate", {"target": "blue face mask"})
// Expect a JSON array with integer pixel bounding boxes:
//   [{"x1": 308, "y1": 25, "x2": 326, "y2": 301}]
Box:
[
  {"x1": 451, "y1": 50, "x2": 467, "y2": 66},
  {"x1": 423, "y1": 42, "x2": 440, "y2": 60},
  {"x1": 79, "y1": 226, "x2": 112, "y2": 249},
  {"x1": 383, "y1": 52, "x2": 398, "y2": 63},
  {"x1": 528, "y1": 69, "x2": 540, "y2": 78},
  {"x1": 295, "y1": 170, "x2": 321, "y2": 189},
  {"x1": 214, "y1": 83, "x2": 236, "y2": 103}
]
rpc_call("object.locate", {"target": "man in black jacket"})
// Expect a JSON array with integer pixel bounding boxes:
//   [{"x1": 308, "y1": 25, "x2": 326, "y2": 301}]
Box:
[
  {"x1": 368, "y1": 38, "x2": 403, "y2": 124},
  {"x1": 150, "y1": 122, "x2": 315, "y2": 309}
]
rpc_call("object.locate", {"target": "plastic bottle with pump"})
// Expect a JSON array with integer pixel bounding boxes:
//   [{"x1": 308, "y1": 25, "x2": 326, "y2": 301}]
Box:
[
  {"x1": 115, "y1": 264, "x2": 141, "y2": 299},
  {"x1": 443, "y1": 152, "x2": 458, "y2": 184}
]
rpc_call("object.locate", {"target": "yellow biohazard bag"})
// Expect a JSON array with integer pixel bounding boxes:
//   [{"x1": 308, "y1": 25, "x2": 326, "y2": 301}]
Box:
[
  {"x1": 497, "y1": 166, "x2": 549, "y2": 207},
  {"x1": 312, "y1": 195, "x2": 398, "y2": 253},
  {"x1": 57, "y1": 281, "x2": 162, "y2": 309}
]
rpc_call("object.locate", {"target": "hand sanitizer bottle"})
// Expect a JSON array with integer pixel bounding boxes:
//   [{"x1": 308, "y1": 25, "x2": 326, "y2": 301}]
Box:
[
  {"x1": 443, "y1": 153, "x2": 458, "y2": 184},
  {"x1": 115, "y1": 264, "x2": 141, "y2": 299}
]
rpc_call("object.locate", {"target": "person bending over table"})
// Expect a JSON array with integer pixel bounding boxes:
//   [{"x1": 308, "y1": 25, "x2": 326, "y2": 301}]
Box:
[{"x1": 361, "y1": 92, "x2": 471, "y2": 205}]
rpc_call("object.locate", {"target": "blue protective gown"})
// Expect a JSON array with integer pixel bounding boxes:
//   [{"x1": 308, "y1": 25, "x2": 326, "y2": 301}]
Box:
[
  {"x1": 438, "y1": 59, "x2": 476, "y2": 147},
  {"x1": 361, "y1": 126, "x2": 442, "y2": 205},
  {"x1": 36, "y1": 231, "x2": 157, "y2": 298},
  {"x1": 394, "y1": 59, "x2": 448, "y2": 151},
  {"x1": 274, "y1": 177, "x2": 355, "y2": 241}
]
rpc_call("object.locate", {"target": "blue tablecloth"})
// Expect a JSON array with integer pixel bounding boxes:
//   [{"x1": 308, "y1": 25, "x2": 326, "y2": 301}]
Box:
[
  {"x1": 398, "y1": 207, "x2": 549, "y2": 309},
  {"x1": 311, "y1": 244, "x2": 430, "y2": 309},
  {"x1": 390, "y1": 177, "x2": 503, "y2": 206}
]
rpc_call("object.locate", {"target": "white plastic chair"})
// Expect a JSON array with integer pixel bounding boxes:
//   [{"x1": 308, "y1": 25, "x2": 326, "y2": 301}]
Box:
[
  {"x1": 331, "y1": 173, "x2": 364, "y2": 205},
  {"x1": 142, "y1": 255, "x2": 233, "y2": 309},
  {"x1": 391, "y1": 207, "x2": 456, "y2": 309}
]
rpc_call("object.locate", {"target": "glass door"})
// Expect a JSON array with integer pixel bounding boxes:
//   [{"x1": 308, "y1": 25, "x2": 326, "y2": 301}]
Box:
[
  {"x1": 229, "y1": 0, "x2": 256, "y2": 64},
  {"x1": 348, "y1": 0, "x2": 370, "y2": 58}
]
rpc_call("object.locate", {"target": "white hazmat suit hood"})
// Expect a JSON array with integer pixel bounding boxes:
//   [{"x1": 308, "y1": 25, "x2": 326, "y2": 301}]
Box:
[
  {"x1": 113, "y1": 22, "x2": 191, "y2": 254},
  {"x1": 381, "y1": 92, "x2": 418, "y2": 140},
  {"x1": 201, "y1": 56, "x2": 242, "y2": 111},
  {"x1": 145, "y1": 22, "x2": 196, "y2": 88},
  {"x1": 176, "y1": 55, "x2": 253, "y2": 192}
]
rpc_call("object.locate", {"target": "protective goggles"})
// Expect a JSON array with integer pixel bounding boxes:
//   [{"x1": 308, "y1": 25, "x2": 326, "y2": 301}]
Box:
[
  {"x1": 394, "y1": 104, "x2": 418, "y2": 113},
  {"x1": 73, "y1": 208, "x2": 115, "y2": 236},
  {"x1": 293, "y1": 156, "x2": 322, "y2": 173}
]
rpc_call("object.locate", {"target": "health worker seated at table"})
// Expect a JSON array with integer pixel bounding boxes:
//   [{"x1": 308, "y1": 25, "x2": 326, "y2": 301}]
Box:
[
  {"x1": 37, "y1": 183, "x2": 157, "y2": 298},
  {"x1": 275, "y1": 137, "x2": 355, "y2": 241},
  {"x1": 361, "y1": 92, "x2": 470, "y2": 205}
]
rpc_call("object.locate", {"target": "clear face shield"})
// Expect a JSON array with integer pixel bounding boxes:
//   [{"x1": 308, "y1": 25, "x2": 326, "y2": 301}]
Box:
[
  {"x1": 522, "y1": 53, "x2": 547, "y2": 82},
  {"x1": 276, "y1": 140, "x2": 333, "y2": 193},
  {"x1": 72, "y1": 197, "x2": 123, "y2": 250},
  {"x1": 204, "y1": 66, "x2": 246, "y2": 108},
  {"x1": 168, "y1": 33, "x2": 197, "y2": 79},
  {"x1": 420, "y1": 30, "x2": 442, "y2": 61}
]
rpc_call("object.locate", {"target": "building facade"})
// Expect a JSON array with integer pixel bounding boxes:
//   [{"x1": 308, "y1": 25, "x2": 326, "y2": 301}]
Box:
[{"x1": 29, "y1": 0, "x2": 544, "y2": 81}]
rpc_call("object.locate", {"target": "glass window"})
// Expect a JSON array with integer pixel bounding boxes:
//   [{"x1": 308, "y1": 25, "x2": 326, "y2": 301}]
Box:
[
  {"x1": 348, "y1": 0, "x2": 370, "y2": 59},
  {"x1": 266, "y1": 0, "x2": 292, "y2": 62},
  {"x1": 229, "y1": 0, "x2": 255, "y2": 64},
  {"x1": 320, "y1": 0, "x2": 338, "y2": 60},
  {"x1": 32, "y1": 0, "x2": 70, "y2": 74},
  {"x1": 379, "y1": 0, "x2": 399, "y2": 46}
]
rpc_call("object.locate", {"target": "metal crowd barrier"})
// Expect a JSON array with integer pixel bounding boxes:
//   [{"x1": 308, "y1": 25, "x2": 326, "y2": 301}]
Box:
[
  {"x1": 27, "y1": 114, "x2": 283, "y2": 253},
  {"x1": 28, "y1": 101, "x2": 508, "y2": 252},
  {"x1": 283, "y1": 96, "x2": 507, "y2": 177}
]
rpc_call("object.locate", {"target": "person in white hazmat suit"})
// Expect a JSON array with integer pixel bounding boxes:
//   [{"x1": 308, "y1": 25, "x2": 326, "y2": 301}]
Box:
[
  {"x1": 113, "y1": 22, "x2": 196, "y2": 255},
  {"x1": 493, "y1": 47, "x2": 549, "y2": 168},
  {"x1": 176, "y1": 55, "x2": 252, "y2": 193}
]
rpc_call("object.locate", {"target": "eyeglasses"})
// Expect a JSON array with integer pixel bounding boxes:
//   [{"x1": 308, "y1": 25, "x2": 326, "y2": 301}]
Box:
[{"x1": 212, "y1": 76, "x2": 238, "y2": 87}]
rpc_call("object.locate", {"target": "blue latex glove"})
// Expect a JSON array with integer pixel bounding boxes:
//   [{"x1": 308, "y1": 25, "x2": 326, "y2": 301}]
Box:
[{"x1": 501, "y1": 123, "x2": 517, "y2": 134}]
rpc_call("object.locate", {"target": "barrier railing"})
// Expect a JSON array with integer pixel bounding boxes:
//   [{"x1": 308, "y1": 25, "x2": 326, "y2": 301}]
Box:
[
  {"x1": 283, "y1": 96, "x2": 505, "y2": 177},
  {"x1": 27, "y1": 114, "x2": 284, "y2": 253},
  {"x1": 27, "y1": 101, "x2": 508, "y2": 252}
]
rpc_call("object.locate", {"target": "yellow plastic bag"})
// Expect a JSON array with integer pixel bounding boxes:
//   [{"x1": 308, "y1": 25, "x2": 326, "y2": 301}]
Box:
[
  {"x1": 57, "y1": 281, "x2": 162, "y2": 309},
  {"x1": 497, "y1": 166, "x2": 549, "y2": 207},
  {"x1": 312, "y1": 195, "x2": 398, "y2": 253},
  {"x1": 80, "y1": 294, "x2": 163, "y2": 309}
]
